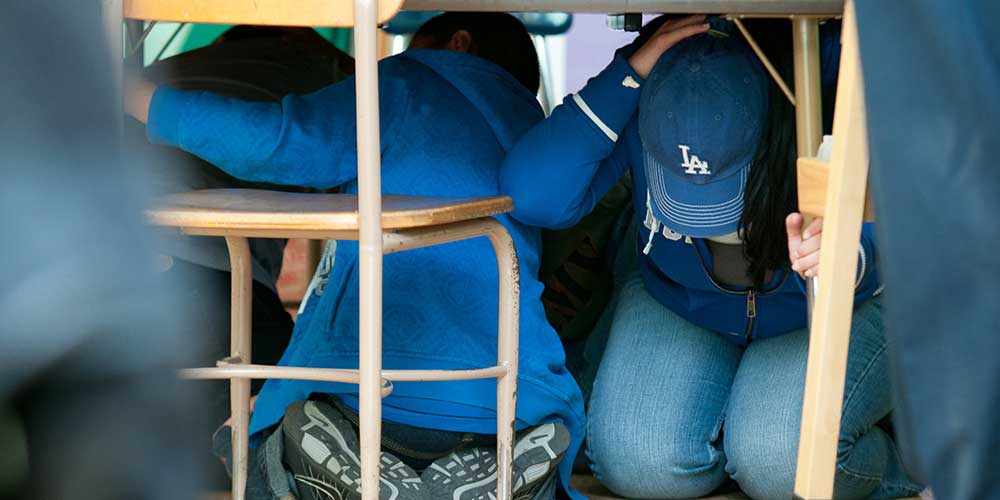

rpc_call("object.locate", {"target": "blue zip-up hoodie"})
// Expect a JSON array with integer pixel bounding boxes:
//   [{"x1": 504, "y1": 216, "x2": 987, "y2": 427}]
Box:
[
  {"x1": 501, "y1": 39, "x2": 879, "y2": 344},
  {"x1": 147, "y1": 49, "x2": 586, "y2": 498}
]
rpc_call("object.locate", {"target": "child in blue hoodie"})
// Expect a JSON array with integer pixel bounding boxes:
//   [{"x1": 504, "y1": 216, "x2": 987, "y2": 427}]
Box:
[
  {"x1": 127, "y1": 13, "x2": 584, "y2": 500},
  {"x1": 501, "y1": 16, "x2": 921, "y2": 500}
]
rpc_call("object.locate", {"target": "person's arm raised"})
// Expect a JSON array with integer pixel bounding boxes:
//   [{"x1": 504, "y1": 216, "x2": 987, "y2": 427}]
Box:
[
  {"x1": 124, "y1": 71, "x2": 407, "y2": 189},
  {"x1": 501, "y1": 16, "x2": 708, "y2": 229}
]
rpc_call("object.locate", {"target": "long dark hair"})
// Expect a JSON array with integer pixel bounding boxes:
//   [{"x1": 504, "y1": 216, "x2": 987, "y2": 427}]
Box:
[{"x1": 737, "y1": 20, "x2": 799, "y2": 288}]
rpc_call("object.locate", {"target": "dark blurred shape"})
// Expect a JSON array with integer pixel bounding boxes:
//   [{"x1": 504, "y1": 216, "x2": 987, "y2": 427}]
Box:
[
  {"x1": 857, "y1": 2, "x2": 1000, "y2": 499},
  {"x1": 0, "y1": 2, "x2": 208, "y2": 499},
  {"x1": 0, "y1": 408, "x2": 28, "y2": 496}
]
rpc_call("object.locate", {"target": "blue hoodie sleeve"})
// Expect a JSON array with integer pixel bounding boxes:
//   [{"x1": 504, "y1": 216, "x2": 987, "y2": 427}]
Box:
[
  {"x1": 501, "y1": 52, "x2": 643, "y2": 229},
  {"x1": 146, "y1": 74, "x2": 409, "y2": 189}
]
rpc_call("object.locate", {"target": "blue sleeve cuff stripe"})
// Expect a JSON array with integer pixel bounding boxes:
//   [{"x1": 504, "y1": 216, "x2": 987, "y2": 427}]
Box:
[
  {"x1": 575, "y1": 54, "x2": 645, "y2": 135},
  {"x1": 571, "y1": 94, "x2": 618, "y2": 142}
]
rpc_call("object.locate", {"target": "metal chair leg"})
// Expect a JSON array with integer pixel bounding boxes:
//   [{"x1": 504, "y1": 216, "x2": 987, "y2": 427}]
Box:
[
  {"x1": 225, "y1": 236, "x2": 253, "y2": 500},
  {"x1": 487, "y1": 221, "x2": 520, "y2": 500},
  {"x1": 354, "y1": 1, "x2": 385, "y2": 498},
  {"x1": 791, "y1": 15, "x2": 824, "y2": 334}
]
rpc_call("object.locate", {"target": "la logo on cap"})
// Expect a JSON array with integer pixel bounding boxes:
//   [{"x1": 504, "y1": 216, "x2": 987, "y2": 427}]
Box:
[{"x1": 679, "y1": 145, "x2": 711, "y2": 175}]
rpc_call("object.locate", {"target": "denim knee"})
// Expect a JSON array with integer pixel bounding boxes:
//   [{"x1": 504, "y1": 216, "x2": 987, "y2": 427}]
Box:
[
  {"x1": 587, "y1": 414, "x2": 726, "y2": 499},
  {"x1": 725, "y1": 423, "x2": 895, "y2": 500},
  {"x1": 723, "y1": 411, "x2": 799, "y2": 500}
]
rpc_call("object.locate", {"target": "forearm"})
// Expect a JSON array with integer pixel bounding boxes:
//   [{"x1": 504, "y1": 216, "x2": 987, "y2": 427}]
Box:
[
  {"x1": 501, "y1": 54, "x2": 642, "y2": 228},
  {"x1": 142, "y1": 80, "x2": 370, "y2": 189},
  {"x1": 145, "y1": 86, "x2": 290, "y2": 183}
]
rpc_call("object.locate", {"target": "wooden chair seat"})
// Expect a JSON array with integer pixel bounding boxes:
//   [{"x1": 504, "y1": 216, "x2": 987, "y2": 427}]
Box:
[{"x1": 146, "y1": 188, "x2": 513, "y2": 234}]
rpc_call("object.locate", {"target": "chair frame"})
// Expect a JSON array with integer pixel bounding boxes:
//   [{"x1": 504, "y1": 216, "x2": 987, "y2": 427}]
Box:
[{"x1": 158, "y1": 218, "x2": 521, "y2": 500}]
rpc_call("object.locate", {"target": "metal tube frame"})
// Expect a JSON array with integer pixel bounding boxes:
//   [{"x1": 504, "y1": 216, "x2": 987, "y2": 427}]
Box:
[
  {"x1": 180, "y1": 364, "x2": 507, "y2": 384},
  {"x1": 792, "y1": 16, "x2": 824, "y2": 158},
  {"x1": 226, "y1": 236, "x2": 253, "y2": 500},
  {"x1": 205, "y1": 218, "x2": 520, "y2": 500},
  {"x1": 386, "y1": 218, "x2": 521, "y2": 499},
  {"x1": 353, "y1": 1, "x2": 385, "y2": 498},
  {"x1": 791, "y1": 14, "x2": 825, "y2": 385}
]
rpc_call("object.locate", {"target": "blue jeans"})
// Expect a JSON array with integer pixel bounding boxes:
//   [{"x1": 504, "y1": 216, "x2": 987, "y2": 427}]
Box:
[{"x1": 586, "y1": 245, "x2": 921, "y2": 499}]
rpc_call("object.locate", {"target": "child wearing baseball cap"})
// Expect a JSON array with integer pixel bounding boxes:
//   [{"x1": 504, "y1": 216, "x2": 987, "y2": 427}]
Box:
[{"x1": 501, "y1": 16, "x2": 920, "y2": 500}]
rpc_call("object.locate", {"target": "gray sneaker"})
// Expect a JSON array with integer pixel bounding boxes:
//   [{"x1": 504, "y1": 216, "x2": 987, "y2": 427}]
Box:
[
  {"x1": 282, "y1": 400, "x2": 430, "y2": 500},
  {"x1": 421, "y1": 422, "x2": 570, "y2": 500}
]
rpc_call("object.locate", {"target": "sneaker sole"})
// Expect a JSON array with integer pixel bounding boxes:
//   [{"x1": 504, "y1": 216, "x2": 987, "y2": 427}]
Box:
[
  {"x1": 282, "y1": 400, "x2": 429, "y2": 500},
  {"x1": 422, "y1": 422, "x2": 570, "y2": 500}
]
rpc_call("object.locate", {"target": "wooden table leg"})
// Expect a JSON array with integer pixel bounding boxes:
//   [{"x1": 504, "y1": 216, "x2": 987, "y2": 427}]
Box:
[{"x1": 793, "y1": 1, "x2": 871, "y2": 498}]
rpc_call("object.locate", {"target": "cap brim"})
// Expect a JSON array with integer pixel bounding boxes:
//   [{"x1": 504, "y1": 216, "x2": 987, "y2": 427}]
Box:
[{"x1": 644, "y1": 150, "x2": 747, "y2": 238}]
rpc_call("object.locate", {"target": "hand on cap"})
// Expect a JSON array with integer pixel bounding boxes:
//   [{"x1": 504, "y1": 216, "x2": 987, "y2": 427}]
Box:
[
  {"x1": 628, "y1": 15, "x2": 710, "y2": 79},
  {"x1": 786, "y1": 212, "x2": 823, "y2": 279}
]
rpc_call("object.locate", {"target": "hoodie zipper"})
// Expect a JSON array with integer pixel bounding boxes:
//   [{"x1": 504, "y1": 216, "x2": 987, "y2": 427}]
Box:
[{"x1": 690, "y1": 240, "x2": 788, "y2": 342}]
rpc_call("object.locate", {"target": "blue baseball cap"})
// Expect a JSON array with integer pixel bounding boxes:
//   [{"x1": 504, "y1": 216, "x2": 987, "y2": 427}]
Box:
[{"x1": 638, "y1": 30, "x2": 768, "y2": 238}]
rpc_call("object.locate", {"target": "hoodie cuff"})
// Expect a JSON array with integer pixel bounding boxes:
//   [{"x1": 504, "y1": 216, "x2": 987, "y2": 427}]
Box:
[
  {"x1": 146, "y1": 85, "x2": 190, "y2": 147},
  {"x1": 572, "y1": 54, "x2": 645, "y2": 142}
]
